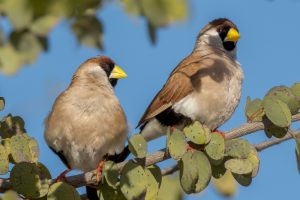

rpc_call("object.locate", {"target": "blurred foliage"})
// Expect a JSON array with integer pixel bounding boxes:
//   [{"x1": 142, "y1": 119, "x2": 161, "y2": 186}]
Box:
[
  {"x1": 0, "y1": 0, "x2": 188, "y2": 75},
  {"x1": 1, "y1": 82, "x2": 300, "y2": 199}
]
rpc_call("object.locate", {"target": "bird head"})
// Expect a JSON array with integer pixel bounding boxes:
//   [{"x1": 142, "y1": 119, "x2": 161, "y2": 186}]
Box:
[
  {"x1": 73, "y1": 56, "x2": 127, "y2": 87},
  {"x1": 196, "y1": 18, "x2": 240, "y2": 55}
]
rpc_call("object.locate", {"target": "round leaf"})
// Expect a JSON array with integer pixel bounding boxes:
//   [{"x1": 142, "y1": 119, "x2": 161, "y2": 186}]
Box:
[
  {"x1": 168, "y1": 129, "x2": 186, "y2": 160},
  {"x1": 225, "y1": 159, "x2": 253, "y2": 175},
  {"x1": 232, "y1": 173, "x2": 252, "y2": 186},
  {"x1": 247, "y1": 147, "x2": 260, "y2": 177},
  {"x1": 0, "y1": 144, "x2": 9, "y2": 174},
  {"x1": 211, "y1": 162, "x2": 227, "y2": 179},
  {"x1": 264, "y1": 123, "x2": 287, "y2": 138},
  {"x1": 266, "y1": 86, "x2": 300, "y2": 114},
  {"x1": 47, "y1": 182, "x2": 80, "y2": 200},
  {"x1": 10, "y1": 162, "x2": 50, "y2": 198},
  {"x1": 291, "y1": 82, "x2": 300, "y2": 101},
  {"x1": 157, "y1": 176, "x2": 182, "y2": 200},
  {"x1": 225, "y1": 139, "x2": 251, "y2": 159},
  {"x1": 179, "y1": 151, "x2": 211, "y2": 194},
  {"x1": 145, "y1": 165, "x2": 162, "y2": 200},
  {"x1": 128, "y1": 134, "x2": 147, "y2": 158},
  {"x1": 0, "y1": 97, "x2": 5, "y2": 111},
  {"x1": 2, "y1": 190, "x2": 19, "y2": 200},
  {"x1": 245, "y1": 97, "x2": 264, "y2": 122},
  {"x1": 10, "y1": 134, "x2": 39, "y2": 163},
  {"x1": 183, "y1": 121, "x2": 211, "y2": 145},
  {"x1": 263, "y1": 97, "x2": 292, "y2": 127},
  {"x1": 205, "y1": 132, "x2": 225, "y2": 164},
  {"x1": 103, "y1": 161, "x2": 119, "y2": 188},
  {"x1": 212, "y1": 170, "x2": 237, "y2": 197},
  {"x1": 120, "y1": 161, "x2": 147, "y2": 199}
]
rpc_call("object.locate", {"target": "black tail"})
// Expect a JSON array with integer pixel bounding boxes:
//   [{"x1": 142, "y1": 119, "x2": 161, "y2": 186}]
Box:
[
  {"x1": 86, "y1": 186, "x2": 99, "y2": 200},
  {"x1": 107, "y1": 146, "x2": 130, "y2": 163}
]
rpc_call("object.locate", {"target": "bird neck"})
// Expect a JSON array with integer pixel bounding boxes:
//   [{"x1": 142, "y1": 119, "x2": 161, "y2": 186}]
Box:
[{"x1": 193, "y1": 40, "x2": 237, "y2": 60}]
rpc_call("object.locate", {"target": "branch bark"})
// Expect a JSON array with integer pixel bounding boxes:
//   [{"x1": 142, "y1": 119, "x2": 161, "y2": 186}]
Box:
[{"x1": 1, "y1": 113, "x2": 300, "y2": 194}]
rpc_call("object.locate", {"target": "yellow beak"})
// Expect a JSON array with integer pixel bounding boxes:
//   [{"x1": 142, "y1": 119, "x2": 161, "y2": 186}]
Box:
[
  {"x1": 225, "y1": 28, "x2": 240, "y2": 42},
  {"x1": 109, "y1": 65, "x2": 127, "y2": 79}
]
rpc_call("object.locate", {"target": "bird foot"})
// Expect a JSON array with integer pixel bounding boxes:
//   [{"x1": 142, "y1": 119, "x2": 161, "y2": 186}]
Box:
[
  {"x1": 169, "y1": 126, "x2": 175, "y2": 133},
  {"x1": 96, "y1": 160, "x2": 105, "y2": 183},
  {"x1": 53, "y1": 169, "x2": 72, "y2": 183},
  {"x1": 213, "y1": 129, "x2": 225, "y2": 138},
  {"x1": 186, "y1": 144, "x2": 194, "y2": 152}
]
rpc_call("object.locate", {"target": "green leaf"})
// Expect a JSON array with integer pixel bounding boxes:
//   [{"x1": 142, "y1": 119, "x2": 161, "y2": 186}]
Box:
[
  {"x1": 120, "y1": 161, "x2": 147, "y2": 199},
  {"x1": 295, "y1": 135, "x2": 300, "y2": 174},
  {"x1": 1, "y1": 0, "x2": 33, "y2": 30},
  {"x1": 2, "y1": 190, "x2": 19, "y2": 200},
  {"x1": 263, "y1": 97, "x2": 292, "y2": 127},
  {"x1": 103, "y1": 161, "x2": 119, "y2": 188},
  {"x1": 266, "y1": 86, "x2": 300, "y2": 114},
  {"x1": 141, "y1": 0, "x2": 188, "y2": 27},
  {"x1": 212, "y1": 170, "x2": 237, "y2": 197},
  {"x1": 0, "y1": 144, "x2": 9, "y2": 174},
  {"x1": 247, "y1": 147, "x2": 260, "y2": 177},
  {"x1": 71, "y1": 15, "x2": 104, "y2": 50},
  {"x1": 128, "y1": 134, "x2": 147, "y2": 158},
  {"x1": 0, "y1": 44, "x2": 22, "y2": 75},
  {"x1": 10, "y1": 134, "x2": 39, "y2": 163},
  {"x1": 30, "y1": 15, "x2": 60, "y2": 36},
  {"x1": 99, "y1": 181, "x2": 126, "y2": 200},
  {"x1": 232, "y1": 173, "x2": 252, "y2": 187},
  {"x1": 225, "y1": 139, "x2": 251, "y2": 159},
  {"x1": 244, "y1": 97, "x2": 264, "y2": 122},
  {"x1": 205, "y1": 132, "x2": 225, "y2": 165},
  {"x1": 167, "y1": 129, "x2": 186, "y2": 160},
  {"x1": 291, "y1": 82, "x2": 300, "y2": 102},
  {"x1": 225, "y1": 159, "x2": 253, "y2": 175},
  {"x1": 179, "y1": 151, "x2": 211, "y2": 194},
  {"x1": 145, "y1": 165, "x2": 162, "y2": 200},
  {"x1": 183, "y1": 121, "x2": 211, "y2": 145},
  {"x1": 157, "y1": 176, "x2": 182, "y2": 200},
  {"x1": 211, "y1": 162, "x2": 226, "y2": 179},
  {"x1": 264, "y1": 121, "x2": 287, "y2": 138},
  {"x1": 0, "y1": 97, "x2": 5, "y2": 111},
  {"x1": 10, "y1": 31, "x2": 43, "y2": 65},
  {"x1": 10, "y1": 162, "x2": 50, "y2": 198},
  {"x1": 121, "y1": 0, "x2": 142, "y2": 16},
  {"x1": 47, "y1": 182, "x2": 80, "y2": 200}
]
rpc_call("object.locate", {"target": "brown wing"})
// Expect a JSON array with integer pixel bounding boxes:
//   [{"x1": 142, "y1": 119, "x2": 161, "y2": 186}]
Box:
[
  {"x1": 137, "y1": 72, "x2": 193, "y2": 127},
  {"x1": 137, "y1": 52, "x2": 209, "y2": 127}
]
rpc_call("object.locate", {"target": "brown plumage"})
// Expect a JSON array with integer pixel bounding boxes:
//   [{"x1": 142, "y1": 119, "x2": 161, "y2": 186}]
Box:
[
  {"x1": 44, "y1": 56, "x2": 128, "y2": 200},
  {"x1": 138, "y1": 18, "x2": 244, "y2": 141}
]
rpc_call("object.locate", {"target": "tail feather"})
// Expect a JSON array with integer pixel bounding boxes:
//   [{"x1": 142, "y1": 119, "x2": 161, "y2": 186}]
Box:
[{"x1": 86, "y1": 186, "x2": 99, "y2": 200}]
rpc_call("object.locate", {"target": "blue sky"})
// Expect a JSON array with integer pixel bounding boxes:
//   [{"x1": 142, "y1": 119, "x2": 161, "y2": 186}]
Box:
[{"x1": 1, "y1": 0, "x2": 300, "y2": 199}]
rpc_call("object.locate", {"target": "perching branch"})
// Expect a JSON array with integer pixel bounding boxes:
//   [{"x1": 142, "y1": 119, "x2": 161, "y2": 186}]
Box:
[{"x1": 1, "y1": 113, "x2": 300, "y2": 194}]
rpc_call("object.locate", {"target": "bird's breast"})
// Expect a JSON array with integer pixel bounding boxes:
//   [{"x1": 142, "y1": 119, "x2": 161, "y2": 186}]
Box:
[{"x1": 173, "y1": 61, "x2": 243, "y2": 130}]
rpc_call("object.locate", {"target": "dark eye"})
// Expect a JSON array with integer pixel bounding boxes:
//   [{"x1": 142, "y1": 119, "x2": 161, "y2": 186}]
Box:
[
  {"x1": 218, "y1": 26, "x2": 230, "y2": 41},
  {"x1": 100, "y1": 62, "x2": 112, "y2": 77}
]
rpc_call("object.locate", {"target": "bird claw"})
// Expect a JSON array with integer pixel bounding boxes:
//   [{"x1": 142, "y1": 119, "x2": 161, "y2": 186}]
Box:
[
  {"x1": 214, "y1": 129, "x2": 225, "y2": 138},
  {"x1": 96, "y1": 160, "x2": 105, "y2": 183},
  {"x1": 53, "y1": 169, "x2": 72, "y2": 184}
]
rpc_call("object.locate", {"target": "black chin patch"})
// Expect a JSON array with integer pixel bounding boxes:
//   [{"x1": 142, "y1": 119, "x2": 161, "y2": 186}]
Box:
[
  {"x1": 109, "y1": 78, "x2": 118, "y2": 87},
  {"x1": 223, "y1": 41, "x2": 236, "y2": 51}
]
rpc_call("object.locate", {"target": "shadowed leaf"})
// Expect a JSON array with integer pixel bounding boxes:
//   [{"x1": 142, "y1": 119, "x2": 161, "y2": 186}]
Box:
[
  {"x1": 47, "y1": 182, "x2": 80, "y2": 200},
  {"x1": 128, "y1": 134, "x2": 147, "y2": 158},
  {"x1": 0, "y1": 144, "x2": 9, "y2": 174},
  {"x1": 183, "y1": 121, "x2": 211, "y2": 145},
  {"x1": 263, "y1": 97, "x2": 292, "y2": 127},
  {"x1": 212, "y1": 170, "x2": 237, "y2": 197},
  {"x1": 120, "y1": 161, "x2": 147, "y2": 199},
  {"x1": 168, "y1": 129, "x2": 186, "y2": 160},
  {"x1": 10, "y1": 162, "x2": 50, "y2": 198}
]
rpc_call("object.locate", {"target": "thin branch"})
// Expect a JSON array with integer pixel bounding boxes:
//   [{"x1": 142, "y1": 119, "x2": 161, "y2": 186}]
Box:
[
  {"x1": 254, "y1": 128, "x2": 300, "y2": 151},
  {"x1": 1, "y1": 113, "x2": 300, "y2": 193},
  {"x1": 161, "y1": 164, "x2": 179, "y2": 176}
]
